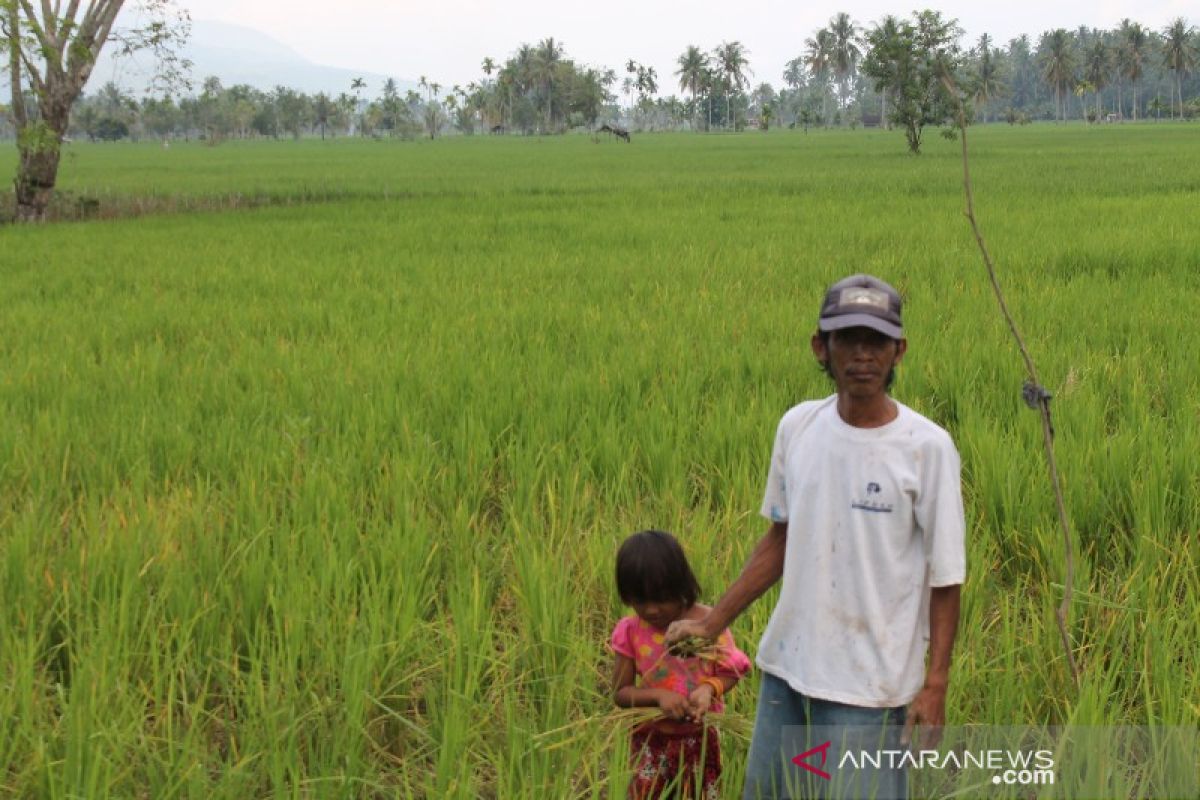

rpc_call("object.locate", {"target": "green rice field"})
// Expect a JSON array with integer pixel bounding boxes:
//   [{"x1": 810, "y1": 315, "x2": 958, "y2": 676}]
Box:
[{"x1": 1, "y1": 126, "x2": 1199, "y2": 797}]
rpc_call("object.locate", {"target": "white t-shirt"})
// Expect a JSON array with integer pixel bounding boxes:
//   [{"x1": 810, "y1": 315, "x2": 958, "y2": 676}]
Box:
[{"x1": 757, "y1": 395, "x2": 966, "y2": 708}]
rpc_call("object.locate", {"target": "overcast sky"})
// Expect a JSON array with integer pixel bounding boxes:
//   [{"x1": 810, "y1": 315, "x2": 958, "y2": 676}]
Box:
[{"x1": 176, "y1": 1, "x2": 1193, "y2": 92}]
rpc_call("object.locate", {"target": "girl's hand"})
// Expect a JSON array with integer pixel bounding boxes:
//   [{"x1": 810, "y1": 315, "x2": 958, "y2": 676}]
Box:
[
  {"x1": 687, "y1": 684, "x2": 715, "y2": 721},
  {"x1": 657, "y1": 691, "x2": 691, "y2": 720}
]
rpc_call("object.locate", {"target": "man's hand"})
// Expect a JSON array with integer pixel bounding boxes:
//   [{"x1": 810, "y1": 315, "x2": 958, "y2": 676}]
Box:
[
  {"x1": 687, "y1": 684, "x2": 715, "y2": 722},
  {"x1": 902, "y1": 684, "x2": 947, "y2": 749},
  {"x1": 657, "y1": 690, "x2": 692, "y2": 720},
  {"x1": 906, "y1": 584, "x2": 959, "y2": 748},
  {"x1": 664, "y1": 616, "x2": 716, "y2": 648},
  {"x1": 666, "y1": 521, "x2": 787, "y2": 650}
]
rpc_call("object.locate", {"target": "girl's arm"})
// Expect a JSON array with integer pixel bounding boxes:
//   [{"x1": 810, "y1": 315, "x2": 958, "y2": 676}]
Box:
[
  {"x1": 712, "y1": 629, "x2": 753, "y2": 690},
  {"x1": 612, "y1": 654, "x2": 690, "y2": 718}
]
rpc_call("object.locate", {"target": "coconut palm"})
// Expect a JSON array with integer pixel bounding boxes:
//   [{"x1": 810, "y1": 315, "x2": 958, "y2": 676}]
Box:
[
  {"x1": 535, "y1": 38, "x2": 563, "y2": 131},
  {"x1": 867, "y1": 16, "x2": 903, "y2": 128},
  {"x1": 974, "y1": 33, "x2": 1004, "y2": 123},
  {"x1": 1007, "y1": 34, "x2": 1036, "y2": 108},
  {"x1": 1084, "y1": 40, "x2": 1111, "y2": 121},
  {"x1": 350, "y1": 77, "x2": 366, "y2": 136},
  {"x1": 700, "y1": 68, "x2": 718, "y2": 130},
  {"x1": 497, "y1": 66, "x2": 517, "y2": 129},
  {"x1": 1039, "y1": 29, "x2": 1076, "y2": 122},
  {"x1": 714, "y1": 41, "x2": 751, "y2": 128},
  {"x1": 676, "y1": 45, "x2": 709, "y2": 125},
  {"x1": 481, "y1": 57, "x2": 496, "y2": 78},
  {"x1": 827, "y1": 12, "x2": 862, "y2": 115},
  {"x1": 804, "y1": 28, "x2": 834, "y2": 125},
  {"x1": 1119, "y1": 20, "x2": 1149, "y2": 120},
  {"x1": 636, "y1": 66, "x2": 658, "y2": 100},
  {"x1": 311, "y1": 93, "x2": 331, "y2": 140},
  {"x1": 1161, "y1": 18, "x2": 1197, "y2": 119},
  {"x1": 783, "y1": 57, "x2": 805, "y2": 90}
]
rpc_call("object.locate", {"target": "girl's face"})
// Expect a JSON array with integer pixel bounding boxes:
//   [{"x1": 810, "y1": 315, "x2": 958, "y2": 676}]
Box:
[{"x1": 630, "y1": 598, "x2": 686, "y2": 630}]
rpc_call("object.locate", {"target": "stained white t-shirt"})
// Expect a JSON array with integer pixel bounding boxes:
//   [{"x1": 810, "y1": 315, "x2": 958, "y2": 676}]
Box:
[{"x1": 757, "y1": 395, "x2": 966, "y2": 708}]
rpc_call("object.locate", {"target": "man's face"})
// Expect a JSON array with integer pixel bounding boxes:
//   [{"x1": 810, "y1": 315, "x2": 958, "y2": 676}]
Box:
[{"x1": 812, "y1": 327, "x2": 907, "y2": 398}]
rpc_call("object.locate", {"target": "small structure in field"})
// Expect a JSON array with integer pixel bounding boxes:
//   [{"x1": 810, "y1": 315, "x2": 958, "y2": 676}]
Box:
[{"x1": 598, "y1": 123, "x2": 631, "y2": 143}]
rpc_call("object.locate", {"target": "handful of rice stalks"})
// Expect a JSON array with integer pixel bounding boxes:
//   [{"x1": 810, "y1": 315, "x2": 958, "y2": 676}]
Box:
[{"x1": 667, "y1": 635, "x2": 725, "y2": 662}]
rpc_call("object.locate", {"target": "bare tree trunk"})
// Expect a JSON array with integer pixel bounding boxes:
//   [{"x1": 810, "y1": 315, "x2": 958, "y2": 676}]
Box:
[
  {"x1": 8, "y1": 2, "x2": 133, "y2": 222},
  {"x1": 906, "y1": 121, "x2": 921, "y2": 154},
  {"x1": 14, "y1": 136, "x2": 63, "y2": 222}
]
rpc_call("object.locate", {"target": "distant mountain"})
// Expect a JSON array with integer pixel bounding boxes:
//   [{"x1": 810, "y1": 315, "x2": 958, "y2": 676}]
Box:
[{"x1": 86, "y1": 19, "x2": 417, "y2": 98}]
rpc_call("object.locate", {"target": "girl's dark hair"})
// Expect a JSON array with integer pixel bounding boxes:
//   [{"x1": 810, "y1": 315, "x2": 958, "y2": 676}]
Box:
[{"x1": 615, "y1": 530, "x2": 701, "y2": 606}]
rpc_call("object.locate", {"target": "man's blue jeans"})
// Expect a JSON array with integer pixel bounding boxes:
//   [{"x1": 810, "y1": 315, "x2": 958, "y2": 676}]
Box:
[{"x1": 742, "y1": 672, "x2": 908, "y2": 800}]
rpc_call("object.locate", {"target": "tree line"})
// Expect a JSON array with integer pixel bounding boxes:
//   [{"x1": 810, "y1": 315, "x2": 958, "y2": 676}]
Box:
[
  {"x1": 0, "y1": 38, "x2": 619, "y2": 144},
  {"x1": 4, "y1": 3, "x2": 1199, "y2": 221},
  {"x1": 4, "y1": 14, "x2": 1195, "y2": 148}
]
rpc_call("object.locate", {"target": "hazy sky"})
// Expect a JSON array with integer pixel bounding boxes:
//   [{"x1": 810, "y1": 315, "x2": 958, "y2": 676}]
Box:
[{"x1": 176, "y1": 1, "x2": 1193, "y2": 92}]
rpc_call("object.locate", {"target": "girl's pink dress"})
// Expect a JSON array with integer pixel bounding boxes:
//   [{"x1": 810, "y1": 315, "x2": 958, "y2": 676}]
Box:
[{"x1": 610, "y1": 614, "x2": 752, "y2": 799}]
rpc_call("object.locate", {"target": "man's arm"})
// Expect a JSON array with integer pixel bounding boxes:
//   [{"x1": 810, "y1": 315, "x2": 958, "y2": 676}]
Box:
[
  {"x1": 666, "y1": 520, "x2": 787, "y2": 644},
  {"x1": 903, "y1": 583, "x2": 961, "y2": 747}
]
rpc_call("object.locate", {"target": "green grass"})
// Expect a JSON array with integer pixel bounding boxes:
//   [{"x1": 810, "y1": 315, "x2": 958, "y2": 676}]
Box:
[{"x1": 1, "y1": 126, "x2": 1198, "y2": 797}]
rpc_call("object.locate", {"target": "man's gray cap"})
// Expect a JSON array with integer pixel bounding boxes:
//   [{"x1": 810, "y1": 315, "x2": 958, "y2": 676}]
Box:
[{"x1": 817, "y1": 274, "x2": 903, "y2": 339}]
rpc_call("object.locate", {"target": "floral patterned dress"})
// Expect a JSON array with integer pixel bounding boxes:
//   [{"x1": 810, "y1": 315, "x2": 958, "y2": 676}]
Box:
[{"x1": 610, "y1": 614, "x2": 752, "y2": 799}]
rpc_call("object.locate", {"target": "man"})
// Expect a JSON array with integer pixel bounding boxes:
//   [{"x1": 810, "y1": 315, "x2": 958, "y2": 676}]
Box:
[{"x1": 667, "y1": 274, "x2": 966, "y2": 799}]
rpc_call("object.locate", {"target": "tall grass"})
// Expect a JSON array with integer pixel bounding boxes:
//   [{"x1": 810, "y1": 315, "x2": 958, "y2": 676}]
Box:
[{"x1": 1, "y1": 126, "x2": 1198, "y2": 797}]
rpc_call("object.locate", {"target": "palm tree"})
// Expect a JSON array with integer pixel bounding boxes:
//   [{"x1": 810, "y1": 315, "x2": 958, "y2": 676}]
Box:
[
  {"x1": 974, "y1": 34, "x2": 1004, "y2": 123},
  {"x1": 676, "y1": 45, "x2": 709, "y2": 127},
  {"x1": 867, "y1": 16, "x2": 902, "y2": 128},
  {"x1": 804, "y1": 28, "x2": 834, "y2": 125},
  {"x1": 514, "y1": 44, "x2": 537, "y2": 96},
  {"x1": 624, "y1": 59, "x2": 640, "y2": 115},
  {"x1": 1161, "y1": 18, "x2": 1197, "y2": 119},
  {"x1": 1039, "y1": 29, "x2": 1076, "y2": 122},
  {"x1": 783, "y1": 57, "x2": 805, "y2": 90},
  {"x1": 350, "y1": 77, "x2": 366, "y2": 135},
  {"x1": 481, "y1": 57, "x2": 496, "y2": 78},
  {"x1": 381, "y1": 78, "x2": 402, "y2": 135},
  {"x1": 313, "y1": 92, "x2": 333, "y2": 140},
  {"x1": 714, "y1": 41, "x2": 751, "y2": 129},
  {"x1": 636, "y1": 66, "x2": 658, "y2": 101},
  {"x1": 1007, "y1": 34, "x2": 1036, "y2": 108},
  {"x1": 497, "y1": 65, "x2": 517, "y2": 129},
  {"x1": 1120, "y1": 20, "x2": 1149, "y2": 120},
  {"x1": 536, "y1": 37, "x2": 564, "y2": 131},
  {"x1": 701, "y1": 68, "x2": 718, "y2": 130},
  {"x1": 1084, "y1": 40, "x2": 1111, "y2": 121},
  {"x1": 827, "y1": 12, "x2": 862, "y2": 117}
]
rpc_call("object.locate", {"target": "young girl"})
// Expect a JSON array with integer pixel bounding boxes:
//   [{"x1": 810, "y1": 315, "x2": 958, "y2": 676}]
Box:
[{"x1": 610, "y1": 530, "x2": 752, "y2": 800}]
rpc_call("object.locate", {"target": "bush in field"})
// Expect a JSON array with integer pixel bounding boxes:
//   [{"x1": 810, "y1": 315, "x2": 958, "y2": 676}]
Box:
[
  {"x1": 93, "y1": 116, "x2": 130, "y2": 142},
  {"x1": 862, "y1": 10, "x2": 966, "y2": 154}
]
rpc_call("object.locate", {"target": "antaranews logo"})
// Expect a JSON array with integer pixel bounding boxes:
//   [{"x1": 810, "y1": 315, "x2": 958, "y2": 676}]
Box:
[
  {"x1": 785, "y1": 725, "x2": 1196, "y2": 798},
  {"x1": 791, "y1": 741, "x2": 832, "y2": 780},
  {"x1": 791, "y1": 741, "x2": 1056, "y2": 787}
]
